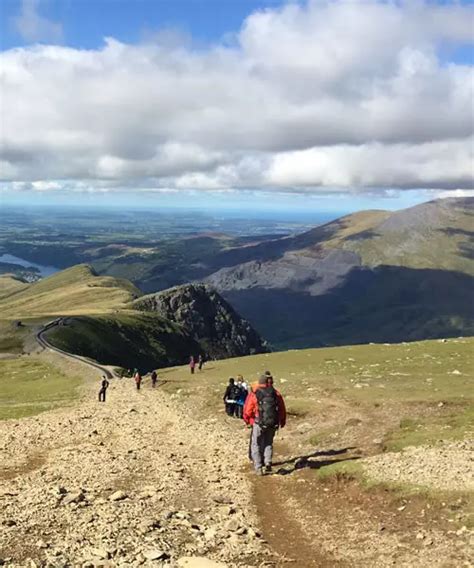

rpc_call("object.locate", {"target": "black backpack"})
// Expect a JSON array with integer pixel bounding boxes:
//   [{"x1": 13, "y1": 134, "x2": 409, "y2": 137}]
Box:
[
  {"x1": 256, "y1": 387, "x2": 279, "y2": 429},
  {"x1": 231, "y1": 385, "x2": 241, "y2": 400}
]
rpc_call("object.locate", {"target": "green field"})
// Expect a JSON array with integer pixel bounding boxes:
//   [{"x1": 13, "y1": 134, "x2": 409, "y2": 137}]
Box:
[
  {"x1": 159, "y1": 337, "x2": 474, "y2": 450},
  {"x1": 0, "y1": 358, "x2": 82, "y2": 420}
]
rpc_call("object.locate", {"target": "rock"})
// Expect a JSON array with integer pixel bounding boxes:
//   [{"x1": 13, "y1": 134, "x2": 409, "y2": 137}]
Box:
[
  {"x1": 204, "y1": 527, "x2": 218, "y2": 541},
  {"x1": 132, "y1": 284, "x2": 268, "y2": 358},
  {"x1": 36, "y1": 539, "x2": 48, "y2": 549},
  {"x1": 416, "y1": 532, "x2": 425, "y2": 540},
  {"x1": 143, "y1": 549, "x2": 169, "y2": 561},
  {"x1": 109, "y1": 490, "x2": 128, "y2": 502},
  {"x1": 224, "y1": 518, "x2": 240, "y2": 532},
  {"x1": 90, "y1": 548, "x2": 110, "y2": 559},
  {"x1": 177, "y1": 558, "x2": 228, "y2": 568},
  {"x1": 63, "y1": 491, "x2": 85, "y2": 505},
  {"x1": 345, "y1": 418, "x2": 362, "y2": 427}
]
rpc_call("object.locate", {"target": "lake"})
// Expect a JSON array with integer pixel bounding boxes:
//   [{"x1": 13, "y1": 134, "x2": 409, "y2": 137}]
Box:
[{"x1": 0, "y1": 253, "x2": 59, "y2": 277}]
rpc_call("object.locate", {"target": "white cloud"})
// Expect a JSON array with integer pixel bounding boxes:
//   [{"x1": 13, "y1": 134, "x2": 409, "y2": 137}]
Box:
[
  {"x1": 13, "y1": 0, "x2": 63, "y2": 43},
  {"x1": 1, "y1": 0, "x2": 473, "y2": 195}
]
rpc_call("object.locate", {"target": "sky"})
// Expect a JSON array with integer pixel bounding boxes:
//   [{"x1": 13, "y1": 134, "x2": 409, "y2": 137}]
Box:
[{"x1": 0, "y1": 0, "x2": 473, "y2": 214}]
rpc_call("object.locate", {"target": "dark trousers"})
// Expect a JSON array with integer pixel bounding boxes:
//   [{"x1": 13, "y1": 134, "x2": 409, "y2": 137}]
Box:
[
  {"x1": 225, "y1": 402, "x2": 236, "y2": 416},
  {"x1": 152, "y1": 380, "x2": 157, "y2": 388},
  {"x1": 98, "y1": 389, "x2": 106, "y2": 402},
  {"x1": 136, "y1": 382, "x2": 141, "y2": 390},
  {"x1": 190, "y1": 367, "x2": 195, "y2": 374}
]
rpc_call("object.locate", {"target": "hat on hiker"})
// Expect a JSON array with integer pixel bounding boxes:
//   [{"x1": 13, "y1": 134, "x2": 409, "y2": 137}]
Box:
[{"x1": 258, "y1": 375, "x2": 268, "y2": 385}]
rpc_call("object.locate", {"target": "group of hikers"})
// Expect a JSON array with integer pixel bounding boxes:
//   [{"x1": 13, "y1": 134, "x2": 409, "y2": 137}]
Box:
[
  {"x1": 223, "y1": 370, "x2": 286, "y2": 475},
  {"x1": 97, "y1": 368, "x2": 159, "y2": 401},
  {"x1": 98, "y1": 360, "x2": 286, "y2": 476},
  {"x1": 189, "y1": 354, "x2": 205, "y2": 373}
]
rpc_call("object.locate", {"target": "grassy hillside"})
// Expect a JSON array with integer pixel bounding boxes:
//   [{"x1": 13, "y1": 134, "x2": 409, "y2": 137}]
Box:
[
  {"x1": 46, "y1": 312, "x2": 200, "y2": 373},
  {"x1": 343, "y1": 198, "x2": 474, "y2": 275},
  {"x1": 159, "y1": 336, "x2": 474, "y2": 451},
  {"x1": 0, "y1": 357, "x2": 82, "y2": 420},
  {"x1": 0, "y1": 274, "x2": 29, "y2": 300},
  {"x1": 0, "y1": 265, "x2": 140, "y2": 319}
]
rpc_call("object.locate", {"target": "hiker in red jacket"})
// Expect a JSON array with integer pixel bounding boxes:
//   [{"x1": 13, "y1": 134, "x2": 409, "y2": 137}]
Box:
[{"x1": 243, "y1": 375, "x2": 286, "y2": 475}]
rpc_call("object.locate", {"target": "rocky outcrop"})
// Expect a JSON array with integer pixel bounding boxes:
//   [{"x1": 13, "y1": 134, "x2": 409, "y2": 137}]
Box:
[{"x1": 132, "y1": 284, "x2": 269, "y2": 358}]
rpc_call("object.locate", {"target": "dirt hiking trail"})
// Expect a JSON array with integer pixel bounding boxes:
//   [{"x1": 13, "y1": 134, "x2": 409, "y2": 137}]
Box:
[{"x1": 1, "y1": 351, "x2": 473, "y2": 567}]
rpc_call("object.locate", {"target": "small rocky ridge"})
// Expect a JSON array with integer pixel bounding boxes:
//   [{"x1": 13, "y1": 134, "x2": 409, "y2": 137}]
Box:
[{"x1": 132, "y1": 284, "x2": 269, "y2": 359}]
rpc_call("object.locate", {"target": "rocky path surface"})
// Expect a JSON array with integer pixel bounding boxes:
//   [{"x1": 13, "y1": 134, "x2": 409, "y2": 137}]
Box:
[
  {"x1": 0, "y1": 377, "x2": 272, "y2": 567},
  {"x1": 1, "y1": 350, "x2": 473, "y2": 568}
]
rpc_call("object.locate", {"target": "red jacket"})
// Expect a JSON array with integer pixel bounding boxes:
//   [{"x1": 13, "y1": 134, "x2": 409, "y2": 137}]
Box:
[{"x1": 243, "y1": 385, "x2": 286, "y2": 428}]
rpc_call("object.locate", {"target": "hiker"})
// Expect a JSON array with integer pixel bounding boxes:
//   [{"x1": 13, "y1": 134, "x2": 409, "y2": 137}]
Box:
[
  {"x1": 98, "y1": 375, "x2": 109, "y2": 402},
  {"x1": 134, "y1": 370, "x2": 142, "y2": 390},
  {"x1": 151, "y1": 370, "x2": 158, "y2": 388},
  {"x1": 235, "y1": 375, "x2": 248, "y2": 419},
  {"x1": 223, "y1": 378, "x2": 240, "y2": 417},
  {"x1": 243, "y1": 375, "x2": 286, "y2": 475},
  {"x1": 189, "y1": 355, "x2": 196, "y2": 375},
  {"x1": 198, "y1": 354, "x2": 204, "y2": 371}
]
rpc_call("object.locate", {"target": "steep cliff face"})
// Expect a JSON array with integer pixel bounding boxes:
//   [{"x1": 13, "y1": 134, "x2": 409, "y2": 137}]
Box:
[{"x1": 133, "y1": 284, "x2": 269, "y2": 358}]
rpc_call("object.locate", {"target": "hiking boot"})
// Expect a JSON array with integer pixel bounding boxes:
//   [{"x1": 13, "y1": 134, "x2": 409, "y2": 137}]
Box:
[
  {"x1": 264, "y1": 464, "x2": 272, "y2": 474},
  {"x1": 255, "y1": 467, "x2": 264, "y2": 476}
]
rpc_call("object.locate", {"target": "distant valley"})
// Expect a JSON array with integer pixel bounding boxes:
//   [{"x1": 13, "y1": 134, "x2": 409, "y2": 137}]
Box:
[{"x1": 1, "y1": 198, "x2": 473, "y2": 350}]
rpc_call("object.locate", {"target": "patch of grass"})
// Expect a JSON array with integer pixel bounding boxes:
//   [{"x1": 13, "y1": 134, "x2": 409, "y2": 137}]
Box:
[
  {"x1": 315, "y1": 459, "x2": 364, "y2": 481},
  {"x1": 0, "y1": 274, "x2": 28, "y2": 299},
  {"x1": 286, "y1": 398, "x2": 313, "y2": 417},
  {"x1": 0, "y1": 358, "x2": 82, "y2": 420},
  {"x1": 0, "y1": 320, "x2": 27, "y2": 353},
  {"x1": 385, "y1": 404, "x2": 474, "y2": 451}
]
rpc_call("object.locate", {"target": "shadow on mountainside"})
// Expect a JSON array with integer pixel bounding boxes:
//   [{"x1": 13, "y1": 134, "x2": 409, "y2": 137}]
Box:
[
  {"x1": 207, "y1": 218, "x2": 353, "y2": 270},
  {"x1": 222, "y1": 265, "x2": 474, "y2": 349},
  {"x1": 438, "y1": 227, "x2": 474, "y2": 260}
]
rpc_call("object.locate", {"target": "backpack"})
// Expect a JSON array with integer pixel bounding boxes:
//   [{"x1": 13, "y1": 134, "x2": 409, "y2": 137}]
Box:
[
  {"x1": 255, "y1": 387, "x2": 279, "y2": 429},
  {"x1": 231, "y1": 385, "x2": 241, "y2": 400}
]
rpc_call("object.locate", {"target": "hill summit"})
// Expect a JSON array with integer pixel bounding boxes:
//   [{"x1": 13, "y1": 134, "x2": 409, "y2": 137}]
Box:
[
  {"x1": 133, "y1": 283, "x2": 268, "y2": 359},
  {"x1": 203, "y1": 198, "x2": 474, "y2": 348}
]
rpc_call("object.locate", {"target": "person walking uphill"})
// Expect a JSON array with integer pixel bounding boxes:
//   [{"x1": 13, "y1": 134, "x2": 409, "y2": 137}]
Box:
[
  {"x1": 134, "y1": 371, "x2": 142, "y2": 391},
  {"x1": 98, "y1": 376, "x2": 109, "y2": 402},
  {"x1": 151, "y1": 370, "x2": 158, "y2": 388},
  {"x1": 189, "y1": 356, "x2": 196, "y2": 375},
  {"x1": 243, "y1": 375, "x2": 286, "y2": 475}
]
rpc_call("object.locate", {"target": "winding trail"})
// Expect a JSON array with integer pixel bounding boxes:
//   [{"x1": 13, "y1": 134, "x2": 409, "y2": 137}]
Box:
[{"x1": 36, "y1": 318, "x2": 114, "y2": 379}]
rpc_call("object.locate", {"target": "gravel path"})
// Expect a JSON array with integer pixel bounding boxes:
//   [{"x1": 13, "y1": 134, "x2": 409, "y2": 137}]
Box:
[
  {"x1": 0, "y1": 378, "x2": 272, "y2": 567},
  {"x1": 363, "y1": 440, "x2": 474, "y2": 492}
]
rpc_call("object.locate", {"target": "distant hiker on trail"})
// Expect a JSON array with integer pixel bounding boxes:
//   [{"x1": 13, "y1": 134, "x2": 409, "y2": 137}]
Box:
[
  {"x1": 244, "y1": 375, "x2": 286, "y2": 475},
  {"x1": 235, "y1": 375, "x2": 248, "y2": 419},
  {"x1": 98, "y1": 376, "x2": 109, "y2": 402},
  {"x1": 198, "y1": 354, "x2": 205, "y2": 371},
  {"x1": 134, "y1": 371, "x2": 142, "y2": 390},
  {"x1": 151, "y1": 370, "x2": 158, "y2": 388},
  {"x1": 223, "y1": 378, "x2": 240, "y2": 417},
  {"x1": 189, "y1": 356, "x2": 196, "y2": 375}
]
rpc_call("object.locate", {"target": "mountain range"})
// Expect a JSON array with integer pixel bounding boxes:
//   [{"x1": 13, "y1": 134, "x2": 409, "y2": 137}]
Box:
[
  {"x1": 202, "y1": 198, "x2": 473, "y2": 347},
  {"x1": 0, "y1": 197, "x2": 472, "y2": 359}
]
